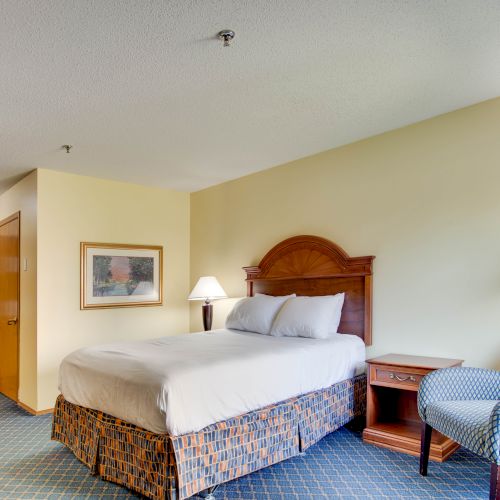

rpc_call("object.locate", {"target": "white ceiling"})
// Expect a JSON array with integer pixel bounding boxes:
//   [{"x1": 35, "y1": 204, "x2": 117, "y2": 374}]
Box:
[{"x1": 1, "y1": 1, "x2": 500, "y2": 194}]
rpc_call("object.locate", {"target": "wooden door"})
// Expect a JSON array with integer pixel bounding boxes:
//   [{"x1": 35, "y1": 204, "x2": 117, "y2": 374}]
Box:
[{"x1": 0, "y1": 213, "x2": 20, "y2": 401}]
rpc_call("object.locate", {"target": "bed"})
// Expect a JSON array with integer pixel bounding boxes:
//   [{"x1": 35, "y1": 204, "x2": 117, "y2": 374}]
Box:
[{"x1": 52, "y1": 235, "x2": 375, "y2": 499}]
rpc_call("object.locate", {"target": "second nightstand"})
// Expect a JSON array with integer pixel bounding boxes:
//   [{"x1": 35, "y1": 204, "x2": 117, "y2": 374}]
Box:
[{"x1": 362, "y1": 353, "x2": 463, "y2": 462}]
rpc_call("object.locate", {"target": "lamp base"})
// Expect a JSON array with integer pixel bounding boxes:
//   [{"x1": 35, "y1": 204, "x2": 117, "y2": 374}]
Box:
[{"x1": 202, "y1": 303, "x2": 213, "y2": 331}]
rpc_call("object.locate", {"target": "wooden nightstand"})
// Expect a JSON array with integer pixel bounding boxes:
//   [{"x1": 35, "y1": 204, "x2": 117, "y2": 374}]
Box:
[{"x1": 362, "y1": 353, "x2": 463, "y2": 462}]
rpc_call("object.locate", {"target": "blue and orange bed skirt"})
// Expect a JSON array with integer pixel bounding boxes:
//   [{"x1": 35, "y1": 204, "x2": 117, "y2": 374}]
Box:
[{"x1": 52, "y1": 375, "x2": 366, "y2": 499}]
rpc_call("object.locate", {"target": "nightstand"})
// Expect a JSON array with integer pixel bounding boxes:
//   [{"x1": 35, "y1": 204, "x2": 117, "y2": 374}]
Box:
[{"x1": 362, "y1": 353, "x2": 463, "y2": 462}]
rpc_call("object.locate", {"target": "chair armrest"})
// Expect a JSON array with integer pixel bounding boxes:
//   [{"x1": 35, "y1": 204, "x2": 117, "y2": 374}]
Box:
[
  {"x1": 487, "y1": 401, "x2": 500, "y2": 464},
  {"x1": 417, "y1": 367, "x2": 500, "y2": 421}
]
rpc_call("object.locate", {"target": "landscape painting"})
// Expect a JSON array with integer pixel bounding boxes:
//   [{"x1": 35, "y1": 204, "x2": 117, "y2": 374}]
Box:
[
  {"x1": 81, "y1": 243, "x2": 163, "y2": 309},
  {"x1": 93, "y1": 255, "x2": 154, "y2": 297}
]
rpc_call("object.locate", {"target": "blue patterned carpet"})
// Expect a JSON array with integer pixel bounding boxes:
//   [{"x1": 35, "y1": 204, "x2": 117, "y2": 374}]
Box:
[{"x1": 0, "y1": 394, "x2": 490, "y2": 499}]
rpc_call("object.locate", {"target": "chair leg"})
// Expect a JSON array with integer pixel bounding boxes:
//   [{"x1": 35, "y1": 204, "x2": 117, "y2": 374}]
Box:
[
  {"x1": 491, "y1": 463, "x2": 499, "y2": 500},
  {"x1": 420, "y1": 422, "x2": 432, "y2": 476}
]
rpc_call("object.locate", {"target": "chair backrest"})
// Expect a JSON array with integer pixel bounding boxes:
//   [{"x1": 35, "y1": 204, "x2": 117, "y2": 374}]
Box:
[{"x1": 418, "y1": 367, "x2": 500, "y2": 420}]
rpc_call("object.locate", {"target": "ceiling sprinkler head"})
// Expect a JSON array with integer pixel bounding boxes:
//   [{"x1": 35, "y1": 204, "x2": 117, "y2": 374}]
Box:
[
  {"x1": 218, "y1": 30, "x2": 235, "y2": 47},
  {"x1": 62, "y1": 145, "x2": 73, "y2": 154}
]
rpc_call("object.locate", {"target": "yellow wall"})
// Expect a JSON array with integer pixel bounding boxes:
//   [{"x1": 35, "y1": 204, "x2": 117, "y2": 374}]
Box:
[
  {"x1": 36, "y1": 170, "x2": 190, "y2": 409},
  {"x1": 3, "y1": 98, "x2": 500, "y2": 411},
  {"x1": 0, "y1": 171, "x2": 38, "y2": 408},
  {"x1": 191, "y1": 97, "x2": 500, "y2": 370}
]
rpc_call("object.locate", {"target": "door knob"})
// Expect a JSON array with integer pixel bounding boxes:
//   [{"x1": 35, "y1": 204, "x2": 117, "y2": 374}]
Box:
[{"x1": 7, "y1": 318, "x2": 17, "y2": 325}]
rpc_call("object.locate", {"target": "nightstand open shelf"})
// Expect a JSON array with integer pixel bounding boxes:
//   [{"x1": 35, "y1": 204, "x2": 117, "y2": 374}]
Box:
[
  {"x1": 364, "y1": 413, "x2": 459, "y2": 461},
  {"x1": 362, "y1": 354, "x2": 463, "y2": 462}
]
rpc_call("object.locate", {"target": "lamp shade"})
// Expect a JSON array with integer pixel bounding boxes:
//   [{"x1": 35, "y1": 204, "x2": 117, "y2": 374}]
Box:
[{"x1": 188, "y1": 276, "x2": 227, "y2": 301}]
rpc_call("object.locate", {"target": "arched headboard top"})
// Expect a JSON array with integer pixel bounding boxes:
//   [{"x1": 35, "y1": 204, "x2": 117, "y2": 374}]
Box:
[{"x1": 243, "y1": 235, "x2": 375, "y2": 344}]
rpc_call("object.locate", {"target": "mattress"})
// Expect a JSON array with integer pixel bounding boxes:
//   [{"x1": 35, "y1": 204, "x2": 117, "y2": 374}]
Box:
[{"x1": 59, "y1": 329, "x2": 365, "y2": 436}]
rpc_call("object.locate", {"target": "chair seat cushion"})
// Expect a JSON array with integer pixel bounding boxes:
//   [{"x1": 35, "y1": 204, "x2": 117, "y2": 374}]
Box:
[{"x1": 426, "y1": 400, "x2": 497, "y2": 458}]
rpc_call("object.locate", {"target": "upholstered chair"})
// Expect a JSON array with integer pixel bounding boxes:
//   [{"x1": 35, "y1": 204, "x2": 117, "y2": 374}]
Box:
[{"x1": 417, "y1": 367, "x2": 500, "y2": 500}]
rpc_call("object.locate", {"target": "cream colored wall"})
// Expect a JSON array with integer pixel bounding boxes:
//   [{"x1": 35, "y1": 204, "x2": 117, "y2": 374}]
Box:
[
  {"x1": 0, "y1": 171, "x2": 38, "y2": 408},
  {"x1": 191, "y1": 97, "x2": 500, "y2": 370},
  {"x1": 36, "y1": 169, "x2": 190, "y2": 410}
]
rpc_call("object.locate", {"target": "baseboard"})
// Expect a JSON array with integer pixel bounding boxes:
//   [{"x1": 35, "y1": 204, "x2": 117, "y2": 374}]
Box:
[{"x1": 17, "y1": 401, "x2": 54, "y2": 416}]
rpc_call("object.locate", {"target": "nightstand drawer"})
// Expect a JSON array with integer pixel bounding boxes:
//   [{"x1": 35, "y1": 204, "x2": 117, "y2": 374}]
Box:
[{"x1": 371, "y1": 366, "x2": 423, "y2": 389}]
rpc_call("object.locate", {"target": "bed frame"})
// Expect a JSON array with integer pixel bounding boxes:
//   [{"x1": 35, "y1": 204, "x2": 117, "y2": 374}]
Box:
[
  {"x1": 52, "y1": 235, "x2": 374, "y2": 499},
  {"x1": 245, "y1": 235, "x2": 374, "y2": 344}
]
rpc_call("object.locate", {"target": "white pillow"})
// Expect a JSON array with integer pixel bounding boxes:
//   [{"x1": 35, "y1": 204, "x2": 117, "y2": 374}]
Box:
[
  {"x1": 225, "y1": 293, "x2": 295, "y2": 335},
  {"x1": 270, "y1": 293, "x2": 345, "y2": 339}
]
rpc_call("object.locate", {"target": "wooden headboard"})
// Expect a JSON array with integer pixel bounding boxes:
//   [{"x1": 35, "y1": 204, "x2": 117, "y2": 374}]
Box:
[{"x1": 243, "y1": 235, "x2": 375, "y2": 345}]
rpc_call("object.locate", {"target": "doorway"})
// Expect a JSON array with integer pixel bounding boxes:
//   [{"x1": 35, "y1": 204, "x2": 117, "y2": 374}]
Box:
[{"x1": 0, "y1": 212, "x2": 20, "y2": 401}]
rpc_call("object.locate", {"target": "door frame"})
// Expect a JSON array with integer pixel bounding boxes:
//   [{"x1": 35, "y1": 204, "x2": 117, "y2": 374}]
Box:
[{"x1": 0, "y1": 211, "x2": 20, "y2": 401}]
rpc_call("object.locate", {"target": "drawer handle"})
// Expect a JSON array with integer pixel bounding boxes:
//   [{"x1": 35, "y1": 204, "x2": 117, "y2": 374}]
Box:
[{"x1": 389, "y1": 373, "x2": 416, "y2": 382}]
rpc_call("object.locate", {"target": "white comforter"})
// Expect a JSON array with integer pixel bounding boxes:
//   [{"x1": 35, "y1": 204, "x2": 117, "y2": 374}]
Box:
[{"x1": 59, "y1": 329, "x2": 365, "y2": 436}]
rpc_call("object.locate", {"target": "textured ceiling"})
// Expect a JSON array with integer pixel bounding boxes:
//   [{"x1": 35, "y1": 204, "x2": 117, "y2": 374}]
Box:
[{"x1": 1, "y1": 1, "x2": 500, "y2": 193}]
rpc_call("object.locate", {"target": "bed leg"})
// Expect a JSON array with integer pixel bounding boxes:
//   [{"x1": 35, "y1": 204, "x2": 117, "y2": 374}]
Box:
[
  {"x1": 198, "y1": 484, "x2": 219, "y2": 499},
  {"x1": 345, "y1": 415, "x2": 366, "y2": 432}
]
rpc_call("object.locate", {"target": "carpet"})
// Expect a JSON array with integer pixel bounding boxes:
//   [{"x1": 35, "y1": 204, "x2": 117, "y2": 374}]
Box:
[{"x1": 0, "y1": 394, "x2": 490, "y2": 499}]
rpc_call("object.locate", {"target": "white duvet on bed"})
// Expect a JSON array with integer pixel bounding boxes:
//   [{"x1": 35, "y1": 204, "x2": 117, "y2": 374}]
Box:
[{"x1": 59, "y1": 329, "x2": 365, "y2": 436}]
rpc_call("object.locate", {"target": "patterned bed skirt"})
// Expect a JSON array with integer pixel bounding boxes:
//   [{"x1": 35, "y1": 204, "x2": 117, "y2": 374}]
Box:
[{"x1": 51, "y1": 374, "x2": 366, "y2": 499}]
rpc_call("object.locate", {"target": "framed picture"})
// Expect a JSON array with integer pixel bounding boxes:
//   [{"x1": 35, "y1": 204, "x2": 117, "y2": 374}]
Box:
[{"x1": 80, "y1": 242, "x2": 163, "y2": 309}]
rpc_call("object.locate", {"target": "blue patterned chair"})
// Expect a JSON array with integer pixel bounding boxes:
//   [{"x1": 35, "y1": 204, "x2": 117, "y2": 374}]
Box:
[{"x1": 417, "y1": 367, "x2": 500, "y2": 500}]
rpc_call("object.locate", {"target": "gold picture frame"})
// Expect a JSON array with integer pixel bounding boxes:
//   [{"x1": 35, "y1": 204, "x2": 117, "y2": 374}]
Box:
[{"x1": 80, "y1": 242, "x2": 163, "y2": 309}]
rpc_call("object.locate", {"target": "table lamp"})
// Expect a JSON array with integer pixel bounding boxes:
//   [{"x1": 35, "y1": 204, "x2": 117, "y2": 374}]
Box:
[{"x1": 188, "y1": 276, "x2": 227, "y2": 331}]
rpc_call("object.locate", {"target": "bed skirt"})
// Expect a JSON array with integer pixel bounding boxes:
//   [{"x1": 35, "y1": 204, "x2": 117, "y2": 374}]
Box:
[{"x1": 51, "y1": 374, "x2": 366, "y2": 499}]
